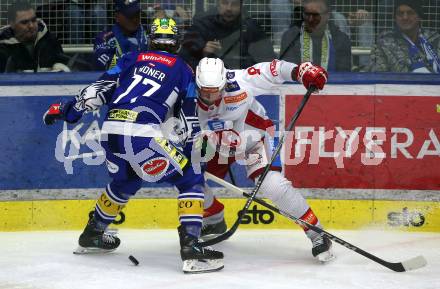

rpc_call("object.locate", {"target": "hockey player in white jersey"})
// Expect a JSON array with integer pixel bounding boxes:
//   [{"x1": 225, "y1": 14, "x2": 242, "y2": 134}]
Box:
[{"x1": 195, "y1": 57, "x2": 335, "y2": 262}]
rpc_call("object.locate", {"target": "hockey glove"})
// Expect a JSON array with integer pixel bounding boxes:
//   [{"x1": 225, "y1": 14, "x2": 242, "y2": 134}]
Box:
[
  {"x1": 43, "y1": 103, "x2": 64, "y2": 125},
  {"x1": 294, "y1": 62, "x2": 328, "y2": 91}
]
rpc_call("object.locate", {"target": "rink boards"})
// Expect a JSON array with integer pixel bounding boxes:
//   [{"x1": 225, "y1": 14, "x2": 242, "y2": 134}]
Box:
[
  {"x1": 0, "y1": 73, "x2": 440, "y2": 231},
  {"x1": 1, "y1": 198, "x2": 440, "y2": 232}
]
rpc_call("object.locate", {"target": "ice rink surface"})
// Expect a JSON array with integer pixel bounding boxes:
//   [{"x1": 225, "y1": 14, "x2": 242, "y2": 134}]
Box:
[{"x1": 0, "y1": 229, "x2": 439, "y2": 289}]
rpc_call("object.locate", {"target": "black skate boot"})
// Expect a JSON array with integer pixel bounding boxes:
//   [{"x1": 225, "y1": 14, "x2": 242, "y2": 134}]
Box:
[
  {"x1": 201, "y1": 219, "x2": 227, "y2": 240},
  {"x1": 74, "y1": 219, "x2": 121, "y2": 254},
  {"x1": 178, "y1": 225, "x2": 224, "y2": 273},
  {"x1": 311, "y1": 234, "x2": 335, "y2": 262}
]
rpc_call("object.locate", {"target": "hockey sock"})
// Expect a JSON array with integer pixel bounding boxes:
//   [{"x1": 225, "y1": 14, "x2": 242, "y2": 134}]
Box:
[
  {"x1": 203, "y1": 185, "x2": 225, "y2": 225},
  {"x1": 93, "y1": 184, "x2": 129, "y2": 229},
  {"x1": 178, "y1": 185, "x2": 204, "y2": 238}
]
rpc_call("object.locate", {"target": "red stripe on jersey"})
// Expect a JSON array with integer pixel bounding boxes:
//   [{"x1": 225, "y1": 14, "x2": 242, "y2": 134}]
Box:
[
  {"x1": 137, "y1": 53, "x2": 176, "y2": 66},
  {"x1": 197, "y1": 98, "x2": 210, "y2": 111},
  {"x1": 245, "y1": 109, "x2": 274, "y2": 131}
]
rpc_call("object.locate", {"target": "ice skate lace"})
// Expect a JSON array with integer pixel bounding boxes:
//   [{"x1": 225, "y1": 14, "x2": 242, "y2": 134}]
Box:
[{"x1": 102, "y1": 233, "x2": 117, "y2": 244}]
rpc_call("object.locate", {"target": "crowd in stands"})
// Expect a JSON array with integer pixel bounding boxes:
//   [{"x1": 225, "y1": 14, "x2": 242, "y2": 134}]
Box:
[{"x1": 0, "y1": 0, "x2": 439, "y2": 73}]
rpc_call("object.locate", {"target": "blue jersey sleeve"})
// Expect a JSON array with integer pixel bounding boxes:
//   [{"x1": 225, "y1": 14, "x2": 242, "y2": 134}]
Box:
[
  {"x1": 61, "y1": 67, "x2": 120, "y2": 123},
  {"x1": 93, "y1": 30, "x2": 116, "y2": 70}
]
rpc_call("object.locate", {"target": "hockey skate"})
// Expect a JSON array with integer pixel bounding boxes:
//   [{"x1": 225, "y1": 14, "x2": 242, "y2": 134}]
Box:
[
  {"x1": 74, "y1": 219, "x2": 121, "y2": 254},
  {"x1": 178, "y1": 226, "x2": 224, "y2": 273},
  {"x1": 311, "y1": 234, "x2": 335, "y2": 263},
  {"x1": 200, "y1": 219, "x2": 227, "y2": 241}
]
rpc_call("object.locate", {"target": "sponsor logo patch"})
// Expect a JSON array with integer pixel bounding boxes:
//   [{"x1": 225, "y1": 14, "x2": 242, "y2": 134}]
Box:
[
  {"x1": 107, "y1": 109, "x2": 138, "y2": 122},
  {"x1": 142, "y1": 157, "x2": 169, "y2": 176},
  {"x1": 224, "y1": 92, "x2": 247, "y2": 104},
  {"x1": 137, "y1": 53, "x2": 176, "y2": 66},
  {"x1": 154, "y1": 138, "x2": 188, "y2": 169},
  {"x1": 226, "y1": 71, "x2": 235, "y2": 79},
  {"x1": 270, "y1": 60, "x2": 279, "y2": 76},
  {"x1": 225, "y1": 81, "x2": 240, "y2": 92},
  {"x1": 226, "y1": 106, "x2": 239, "y2": 111},
  {"x1": 207, "y1": 119, "x2": 225, "y2": 131}
]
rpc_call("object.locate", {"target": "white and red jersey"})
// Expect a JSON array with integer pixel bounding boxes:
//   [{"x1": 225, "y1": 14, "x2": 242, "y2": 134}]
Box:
[{"x1": 197, "y1": 59, "x2": 297, "y2": 158}]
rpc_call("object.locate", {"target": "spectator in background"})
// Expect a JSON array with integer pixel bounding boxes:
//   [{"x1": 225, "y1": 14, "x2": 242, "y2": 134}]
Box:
[
  {"x1": 0, "y1": 1, "x2": 68, "y2": 73},
  {"x1": 347, "y1": 7, "x2": 374, "y2": 70},
  {"x1": 280, "y1": 0, "x2": 351, "y2": 71},
  {"x1": 179, "y1": 0, "x2": 276, "y2": 69},
  {"x1": 65, "y1": 1, "x2": 107, "y2": 45},
  {"x1": 93, "y1": 0, "x2": 148, "y2": 70},
  {"x1": 37, "y1": 1, "x2": 107, "y2": 45},
  {"x1": 368, "y1": 0, "x2": 440, "y2": 73},
  {"x1": 149, "y1": 2, "x2": 192, "y2": 31}
]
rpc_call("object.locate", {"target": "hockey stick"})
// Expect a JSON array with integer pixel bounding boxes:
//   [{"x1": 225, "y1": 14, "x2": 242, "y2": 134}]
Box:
[
  {"x1": 199, "y1": 86, "x2": 315, "y2": 247},
  {"x1": 204, "y1": 172, "x2": 428, "y2": 272},
  {"x1": 228, "y1": 167, "x2": 237, "y2": 186}
]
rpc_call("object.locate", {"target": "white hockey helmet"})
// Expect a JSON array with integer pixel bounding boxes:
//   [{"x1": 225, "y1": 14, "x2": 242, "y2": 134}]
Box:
[
  {"x1": 196, "y1": 58, "x2": 227, "y2": 104},
  {"x1": 196, "y1": 57, "x2": 227, "y2": 90}
]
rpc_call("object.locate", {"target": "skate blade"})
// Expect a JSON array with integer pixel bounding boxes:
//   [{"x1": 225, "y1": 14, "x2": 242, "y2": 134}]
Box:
[
  {"x1": 105, "y1": 228, "x2": 118, "y2": 236},
  {"x1": 182, "y1": 259, "x2": 224, "y2": 274},
  {"x1": 200, "y1": 233, "x2": 223, "y2": 241},
  {"x1": 316, "y1": 249, "x2": 336, "y2": 263},
  {"x1": 73, "y1": 246, "x2": 116, "y2": 255}
]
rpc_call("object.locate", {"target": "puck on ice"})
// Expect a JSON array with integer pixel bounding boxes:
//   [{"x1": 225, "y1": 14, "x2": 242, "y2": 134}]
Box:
[{"x1": 129, "y1": 255, "x2": 139, "y2": 266}]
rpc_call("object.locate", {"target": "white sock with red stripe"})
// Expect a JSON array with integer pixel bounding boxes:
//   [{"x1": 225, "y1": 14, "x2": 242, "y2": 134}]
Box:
[
  {"x1": 203, "y1": 185, "x2": 225, "y2": 225},
  {"x1": 257, "y1": 171, "x2": 322, "y2": 241}
]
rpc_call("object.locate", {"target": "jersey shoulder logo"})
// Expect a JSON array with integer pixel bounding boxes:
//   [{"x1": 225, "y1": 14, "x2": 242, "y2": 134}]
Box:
[
  {"x1": 270, "y1": 59, "x2": 279, "y2": 76},
  {"x1": 226, "y1": 71, "x2": 235, "y2": 79},
  {"x1": 225, "y1": 81, "x2": 240, "y2": 92},
  {"x1": 137, "y1": 52, "x2": 176, "y2": 67}
]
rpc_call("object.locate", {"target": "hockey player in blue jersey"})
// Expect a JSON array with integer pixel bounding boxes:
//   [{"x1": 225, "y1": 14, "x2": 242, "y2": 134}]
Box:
[{"x1": 43, "y1": 18, "x2": 223, "y2": 274}]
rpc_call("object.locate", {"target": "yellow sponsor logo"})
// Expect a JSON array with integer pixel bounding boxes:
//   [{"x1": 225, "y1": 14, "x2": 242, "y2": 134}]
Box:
[
  {"x1": 108, "y1": 109, "x2": 138, "y2": 122},
  {"x1": 178, "y1": 199, "x2": 204, "y2": 216},
  {"x1": 437, "y1": 104, "x2": 440, "y2": 113},
  {"x1": 154, "y1": 138, "x2": 188, "y2": 169},
  {"x1": 96, "y1": 192, "x2": 125, "y2": 217}
]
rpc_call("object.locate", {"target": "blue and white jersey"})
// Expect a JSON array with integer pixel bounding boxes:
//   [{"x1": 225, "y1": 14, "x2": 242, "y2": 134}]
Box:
[{"x1": 62, "y1": 50, "x2": 194, "y2": 136}]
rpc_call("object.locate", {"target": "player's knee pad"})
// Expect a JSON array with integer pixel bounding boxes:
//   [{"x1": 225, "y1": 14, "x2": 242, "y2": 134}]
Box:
[
  {"x1": 257, "y1": 171, "x2": 311, "y2": 218},
  {"x1": 177, "y1": 184, "x2": 204, "y2": 228},
  {"x1": 257, "y1": 171, "x2": 292, "y2": 202}
]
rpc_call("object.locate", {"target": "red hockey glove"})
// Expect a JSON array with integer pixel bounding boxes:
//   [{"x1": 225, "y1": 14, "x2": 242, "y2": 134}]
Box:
[
  {"x1": 294, "y1": 62, "x2": 328, "y2": 91},
  {"x1": 43, "y1": 103, "x2": 64, "y2": 125}
]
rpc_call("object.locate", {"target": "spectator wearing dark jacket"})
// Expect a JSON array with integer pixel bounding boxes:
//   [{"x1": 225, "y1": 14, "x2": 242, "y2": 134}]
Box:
[
  {"x1": 179, "y1": 0, "x2": 276, "y2": 69},
  {"x1": 0, "y1": 1, "x2": 68, "y2": 73},
  {"x1": 280, "y1": 0, "x2": 351, "y2": 71}
]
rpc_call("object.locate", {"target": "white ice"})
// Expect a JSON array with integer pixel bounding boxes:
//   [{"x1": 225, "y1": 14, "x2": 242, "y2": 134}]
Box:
[{"x1": 0, "y1": 230, "x2": 439, "y2": 289}]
